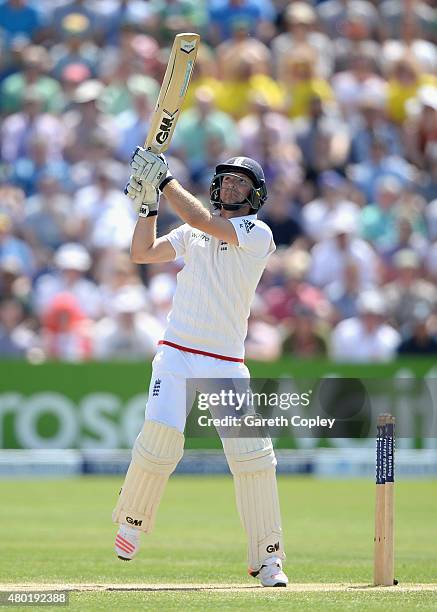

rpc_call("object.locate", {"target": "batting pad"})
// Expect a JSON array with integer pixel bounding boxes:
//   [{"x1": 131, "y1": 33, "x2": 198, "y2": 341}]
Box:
[
  {"x1": 223, "y1": 437, "x2": 285, "y2": 572},
  {"x1": 112, "y1": 420, "x2": 184, "y2": 533}
]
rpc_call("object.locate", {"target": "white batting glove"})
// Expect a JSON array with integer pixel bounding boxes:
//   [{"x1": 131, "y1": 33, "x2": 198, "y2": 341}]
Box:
[
  {"x1": 130, "y1": 146, "x2": 172, "y2": 189},
  {"x1": 124, "y1": 175, "x2": 160, "y2": 218}
]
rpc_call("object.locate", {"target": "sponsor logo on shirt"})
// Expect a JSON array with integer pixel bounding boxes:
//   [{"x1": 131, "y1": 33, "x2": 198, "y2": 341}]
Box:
[
  {"x1": 241, "y1": 219, "x2": 255, "y2": 234},
  {"x1": 219, "y1": 241, "x2": 228, "y2": 251},
  {"x1": 191, "y1": 231, "x2": 210, "y2": 241}
]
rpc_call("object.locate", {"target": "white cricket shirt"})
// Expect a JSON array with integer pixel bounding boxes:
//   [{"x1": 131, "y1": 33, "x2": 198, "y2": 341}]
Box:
[{"x1": 164, "y1": 214, "x2": 275, "y2": 360}]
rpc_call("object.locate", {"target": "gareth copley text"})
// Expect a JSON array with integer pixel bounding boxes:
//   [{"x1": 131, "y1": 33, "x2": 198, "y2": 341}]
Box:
[{"x1": 198, "y1": 414, "x2": 336, "y2": 429}]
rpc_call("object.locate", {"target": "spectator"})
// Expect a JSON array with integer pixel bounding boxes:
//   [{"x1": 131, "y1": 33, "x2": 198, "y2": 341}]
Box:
[
  {"x1": 173, "y1": 86, "x2": 239, "y2": 172},
  {"x1": 99, "y1": 252, "x2": 148, "y2": 316},
  {"x1": 238, "y1": 91, "x2": 294, "y2": 162},
  {"x1": 260, "y1": 175, "x2": 303, "y2": 247},
  {"x1": 151, "y1": 0, "x2": 206, "y2": 44},
  {"x1": 383, "y1": 216, "x2": 429, "y2": 264},
  {"x1": 208, "y1": 0, "x2": 276, "y2": 45},
  {"x1": 380, "y1": 0, "x2": 435, "y2": 43},
  {"x1": 0, "y1": 44, "x2": 63, "y2": 114},
  {"x1": 360, "y1": 176, "x2": 404, "y2": 252},
  {"x1": 397, "y1": 304, "x2": 437, "y2": 356},
  {"x1": 115, "y1": 75, "x2": 156, "y2": 162},
  {"x1": 33, "y1": 242, "x2": 102, "y2": 320},
  {"x1": 317, "y1": 0, "x2": 378, "y2": 41},
  {"x1": 49, "y1": 12, "x2": 101, "y2": 81},
  {"x1": 58, "y1": 61, "x2": 92, "y2": 109},
  {"x1": 62, "y1": 79, "x2": 119, "y2": 164},
  {"x1": 216, "y1": 20, "x2": 271, "y2": 80},
  {"x1": 50, "y1": 0, "x2": 100, "y2": 42},
  {"x1": 331, "y1": 50, "x2": 386, "y2": 119},
  {"x1": 244, "y1": 294, "x2": 282, "y2": 361},
  {"x1": 403, "y1": 85, "x2": 437, "y2": 170},
  {"x1": 94, "y1": 286, "x2": 162, "y2": 360},
  {"x1": 216, "y1": 57, "x2": 284, "y2": 119},
  {"x1": 1, "y1": 87, "x2": 67, "y2": 164},
  {"x1": 349, "y1": 136, "x2": 415, "y2": 203},
  {"x1": 21, "y1": 171, "x2": 77, "y2": 255},
  {"x1": 426, "y1": 199, "x2": 437, "y2": 242},
  {"x1": 93, "y1": 0, "x2": 157, "y2": 47},
  {"x1": 282, "y1": 305, "x2": 328, "y2": 359},
  {"x1": 273, "y1": 2, "x2": 333, "y2": 80},
  {"x1": 73, "y1": 161, "x2": 135, "y2": 251},
  {"x1": 41, "y1": 292, "x2": 92, "y2": 362},
  {"x1": 0, "y1": 257, "x2": 31, "y2": 304},
  {"x1": 383, "y1": 249, "x2": 437, "y2": 332},
  {"x1": 326, "y1": 259, "x2": 361, "y2": 322},
  {"x1": 9, "y1": 135, "x2": 70, "y2": 196},
  {"x1": 0, "y1": 0, "x2": 43, "y2": 48},
  {"x1": 329, "y1": 5, "x2": 380, "y2": 72},
  {"x1": 330, "y1": 290, "x2": 401, "y2": 362},
  {"x1": 99, "y1": 54, "x2": 159, "y2": 116},
  {"x1": 280, "y1": 47, "x2": 333, "y2": 119},
  {"x1": 302, "y1": 171, "x2": 360, "y2": 242},
  {"x1": 426, "y1": 241, "x2": 437, "y2": 283},
  {"x1": 380, "y1": 1, "x2": 436, "y2": 77},
  {"x1": 0, "y1": 213, "x2": 34, "y2": 277},
  {"x1": 293, "y1": 94, "x2": 350, "y2": 179},
  {"x1": 349, "y1": 95, "x2": 402, "y2": 164},
  {"x1": 308, "y1": 212, "x2": 379, "y2": 288},
  {"x1": 419, "y1": 151, "x2": 437, "y2": 203},
  {"x1": 0, "y1": 298, "x2": 36, "y2": 358},
  {"x1": 148, "y1": 272, "x2": 177, "y2": 329},
  {"x1": 386, "y1": 54, "x2": 436, "y2": 124},
  {"x1": 264, "y1": 248, "x2": 331, "y2": 323}
]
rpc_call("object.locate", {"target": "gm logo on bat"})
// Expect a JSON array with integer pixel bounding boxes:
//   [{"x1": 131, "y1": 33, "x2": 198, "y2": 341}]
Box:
[
  {"x1": 156, "y1": 108, "x2": 178, "y2": 145},
  {"x1": 126, "y1": 516, "x2": 143, "y2": 526}
]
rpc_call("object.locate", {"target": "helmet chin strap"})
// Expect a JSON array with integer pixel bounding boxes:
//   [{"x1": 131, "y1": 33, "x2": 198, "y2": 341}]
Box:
[{"x1": 220, "y1": 202, "x2": 248, "y2": 211}]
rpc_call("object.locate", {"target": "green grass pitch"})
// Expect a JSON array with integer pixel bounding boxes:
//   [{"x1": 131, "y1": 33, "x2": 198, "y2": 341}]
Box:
[{"x1": 1, "y1": 476, "x2": 436, "y2": 610}]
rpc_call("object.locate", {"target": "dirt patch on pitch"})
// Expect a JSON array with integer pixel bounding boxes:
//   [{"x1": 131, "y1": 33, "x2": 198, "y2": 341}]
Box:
[{"x1": 1, "y1": 583, "x2": 437, "y2": 593}]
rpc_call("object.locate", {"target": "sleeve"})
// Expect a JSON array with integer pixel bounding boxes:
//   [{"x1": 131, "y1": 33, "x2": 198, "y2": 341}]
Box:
[
  {"x1": 228, "y1": 217, "x2": 275, "y2": 258},
  {"x1": 165, "y1": 223, "x2": 190, "y2": 258}
]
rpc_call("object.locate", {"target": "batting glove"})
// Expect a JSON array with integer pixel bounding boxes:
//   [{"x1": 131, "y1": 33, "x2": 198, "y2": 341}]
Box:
[
  {"x1": 124, "y1": 175, "x2": 160, "y2": 218},
  {"x1": 130, "y1": 147, "x2": 173, "y2": 190}
]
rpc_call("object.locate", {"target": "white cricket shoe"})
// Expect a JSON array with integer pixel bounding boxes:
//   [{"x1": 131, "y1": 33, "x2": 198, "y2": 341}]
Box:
[
  {"x1": 250, "y1": 557, "x2": 289, "y2": 587},
  {"x1": 115, "y1": 524, "x2": 141, "y2": 561}
]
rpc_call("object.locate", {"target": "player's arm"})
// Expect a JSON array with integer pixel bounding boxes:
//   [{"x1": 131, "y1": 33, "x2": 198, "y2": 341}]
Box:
[
  {"x1": 162, "y1": 179, "x2": 239, "y2": 245},
  {"x1": 130, "y1": 217, "x2": 176, "y2": 264},
  {"x1": 125, "y1": 175, "x2": 176, "y2": 264}
]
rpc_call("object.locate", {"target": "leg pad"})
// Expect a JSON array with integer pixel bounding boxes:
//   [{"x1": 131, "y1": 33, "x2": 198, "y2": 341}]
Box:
[
  {"x1": 112, "y1": 420, "x2": 184, "y2": 533},
  {"x1": 223, "y1": 436, "x2": 285, "y2": 571}
]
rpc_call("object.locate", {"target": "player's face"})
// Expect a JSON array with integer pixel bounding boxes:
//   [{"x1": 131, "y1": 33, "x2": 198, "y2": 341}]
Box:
[{"x1": 220, "y1": 172, "x2": 253, "y2": 204}]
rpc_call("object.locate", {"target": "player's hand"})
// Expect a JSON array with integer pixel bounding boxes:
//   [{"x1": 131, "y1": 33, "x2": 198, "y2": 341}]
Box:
[
  {"x1": 130, "y1": 147, "x2": 171, "y2": 188},
  {"x1": 124, "y1": 175, "x2": 160, "y2": 218}
]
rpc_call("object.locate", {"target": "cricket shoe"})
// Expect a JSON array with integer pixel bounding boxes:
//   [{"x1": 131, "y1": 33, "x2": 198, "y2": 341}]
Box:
[
  {"x1": 115, "y1": 524, "x2": 141, "y2": 561},
  {"x1": 249, "y1": 557, "x2": 289, "y2": 587}
]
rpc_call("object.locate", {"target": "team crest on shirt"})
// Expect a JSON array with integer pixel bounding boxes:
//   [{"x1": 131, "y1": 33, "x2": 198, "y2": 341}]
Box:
[
  {"x1": 152, "y1": 379, "x2": 161, "y2": 397},
  {"x1": 241, "y1": 219, "x2": 255, "y2": 233}
]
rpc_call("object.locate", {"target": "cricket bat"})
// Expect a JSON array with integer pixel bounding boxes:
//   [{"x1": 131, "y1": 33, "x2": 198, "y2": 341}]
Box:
[{"x1": 144, "y1": 32, "x2": 200, "y2": 154}]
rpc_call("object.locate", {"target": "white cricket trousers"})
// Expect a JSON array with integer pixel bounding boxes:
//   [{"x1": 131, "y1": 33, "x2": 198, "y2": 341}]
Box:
[{"x1": 144, "y1": 344, "x2": 250, "y2": 431}]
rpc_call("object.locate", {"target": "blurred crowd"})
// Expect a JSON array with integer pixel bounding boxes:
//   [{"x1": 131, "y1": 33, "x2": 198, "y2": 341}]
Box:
[{"x1": 0, "y1": 0, "x2": 436, "y2": 363}]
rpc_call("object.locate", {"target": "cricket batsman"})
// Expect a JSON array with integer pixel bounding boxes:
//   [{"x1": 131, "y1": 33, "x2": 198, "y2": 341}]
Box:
[{"x1": 112, "y1": 148, "x2": 288, "y2": 587}]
